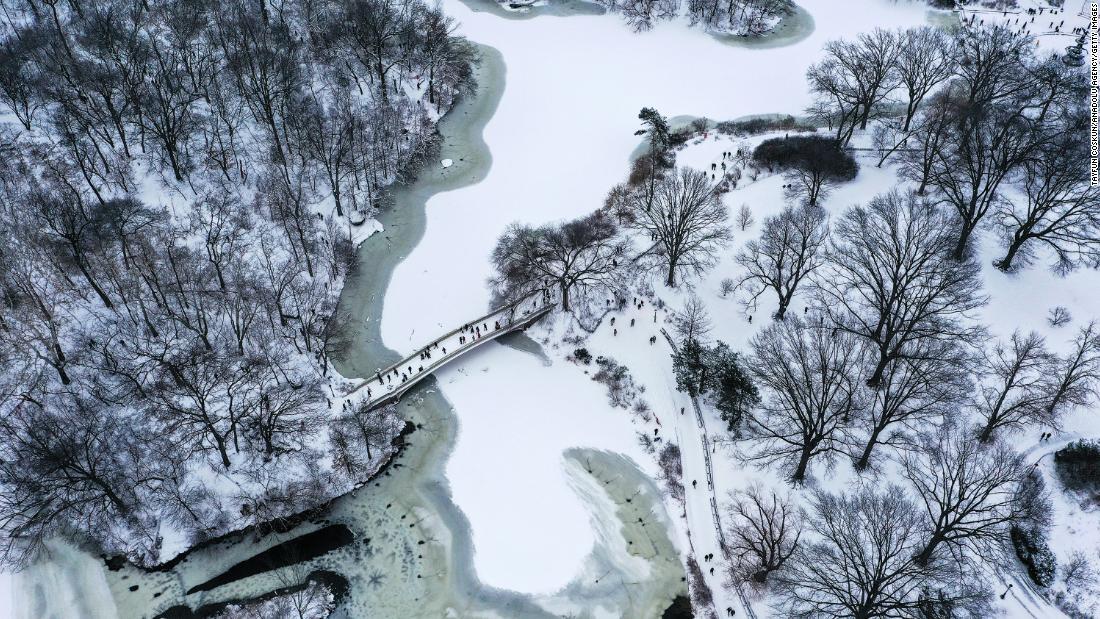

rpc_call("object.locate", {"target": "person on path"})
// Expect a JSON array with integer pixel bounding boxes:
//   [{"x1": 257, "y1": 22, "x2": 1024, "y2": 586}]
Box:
[
  {"x1": 727, "y1": 607, "x2": 735, "y2": 616},
  {"x1": 630, "y1": 318, "x2": 635, "y2": 327},
  {"x1": 692, "y1": 479, "x2": 697, "y2": 489}
]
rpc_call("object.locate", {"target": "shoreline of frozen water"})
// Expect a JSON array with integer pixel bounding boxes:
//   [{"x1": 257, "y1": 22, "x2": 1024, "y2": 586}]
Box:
[
  {"x1": 707, "y1": 3, "x2": 816, "y2": 49},
  {"x1": 80, "y1": 42, "x2": 686, "y2": 619}
]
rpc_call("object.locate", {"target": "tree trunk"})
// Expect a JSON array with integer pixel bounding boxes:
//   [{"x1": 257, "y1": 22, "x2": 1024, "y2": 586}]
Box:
[
  {"x1": 53, "y1": 361, "x2": 71, "y2": 385},
  {"x1": 75, "y1": 257, "x2": 113, "y2": 309},
  {"x1": 978, "y1": 418, "x2": 997, "y2": 443},
  {"x1": 665, "y1": 260, "x2": 677, "y2": 287},
  {"x1": 775, "y1": 288, "x2": 794, "y2": 320},
  {"x1": 867, "y1": 352, "x2": 889, "y2": 387},
  {"x1": 953, "y1": 224, "x2": 975, "y2": 261},
  {"x1": 166, "y1": 145, "x2": 185, "y2": 182},
  {"x1": 791, "y1": 446, "x2": 812, "y2": 482},
  {"x1": 855, "y1": 426, "x2": 883, "y2": 470},
  {"x1": 996, "y1": 237, "x2": 1025, "y2": 272},
  {"x1": 915, "y1": 536, "x2": 941, "y2": 566},
  {"x1": 214, "y1": 434, "x2": 232, "y2": 470}
]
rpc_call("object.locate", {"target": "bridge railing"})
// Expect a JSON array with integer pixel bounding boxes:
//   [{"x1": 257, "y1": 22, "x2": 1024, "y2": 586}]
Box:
[{"x1": 352, "y1": 289, "x2": 556, "y2": 401}]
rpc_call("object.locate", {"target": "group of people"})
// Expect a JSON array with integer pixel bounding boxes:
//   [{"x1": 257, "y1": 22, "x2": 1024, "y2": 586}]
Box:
[
  {"x1": 358, "y1": 292, "x2": 560, "y2": 407},
  {"x1": 967, "y1": 5, "x2": 1071, "y2": 35},
  {"x1": 459, "y1": 320, "x2": 494, "y2": 345}
]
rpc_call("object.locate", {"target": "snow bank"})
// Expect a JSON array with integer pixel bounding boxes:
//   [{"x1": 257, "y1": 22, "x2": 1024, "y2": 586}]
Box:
[{"x1": 8, "y1": 540, "x2": 118, "y2": 619}]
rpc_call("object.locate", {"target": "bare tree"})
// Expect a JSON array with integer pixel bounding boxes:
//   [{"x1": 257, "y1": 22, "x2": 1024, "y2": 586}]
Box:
[
  {"x1": 725, "y1": 484, "x2": 801, "y2": 585},
  {"x1": 928, "y1": 99, "x2": 1038, "y2": 259},
  {"x1": 0, "y1": 27, "x2": 46, "y2": 130},
  {"x1": 903, "y1": 429, "x2": 1023, "y2": 566},
  {"x1": 924, "y1": 26, "x2": 1069, "y2": 259},
  {"x1": 851, "y1": 339, "x2": 969, "y2": 470},
  {"x1": 1062, "y1": 551, "x2": 1097, "y2": 592},
  {"x1": 894, "y1": 26, "x2": 954, "y2": 132},
  {"x1": 736, "y1": 203, "x2": 754, "y2": 231},
  {"x1": 806, "y1": 29, "x2": 899, "y2": 145},
  {"x1": 0, "y1": 396, "x2": 175, "y2": 565},
  {"x1": 745, "y1": 317, "x2": 863, "y2": 482},
  {"x1": 688, "y1": 0, "x2": 792, "y2": 36},
  {"x1": 898, "y1": 90, "x2": 956, "y2": 195},
  {"x1": 976, "y1": 331, "x2": 1051, "y2": 443},
  {"x1": 330, "y1": 403, "x2": 405, "y2": 478},
  {"x1": 994, "y1": 113, "x2": 1100, "y2": 273},
  {"x1": 489, "y1": 211, "x2": 627, "y2": 312},
  {"x1": 736, "y1": 204, "x2": 827, "y2": 320},
  {"x1": 813, "y1": 190, "x2": 986, "y2": 387},
  {"x1": 602, "y1": 0, "x2": 681, "y2": 32},
  {"x1": 342, "y1": 0, "x2": 413, "y2": 103},
  {"x1": 672, "y1": 293, "x2": 712, "y2": 343},
  {"x1": 1041, "y1": 321, "x2": 1100, "y2": 422},
  {"x1": 774, "y1": 486, "x2": 928, "y2": 618},
  {"x1": 629, "y1": 167, "x2": 731, "y2": 287},
  {"x1": 954, "y1": 25, "x2": 1035, "y2": 110},
  {"x1": 304, "y1": 95, "x2": 357, "y2": 218}
]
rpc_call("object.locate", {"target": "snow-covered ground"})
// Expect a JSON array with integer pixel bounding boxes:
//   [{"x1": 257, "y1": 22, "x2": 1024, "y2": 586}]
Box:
[
  {"x1": 5, "y1": 0, "x2": 1096, "y2": 616},
  {"x1": 380, "y1": 0, "x2": 934, "y2": 601},
  {"x1": 377, "y1": 0, "x2": 1097, "y2": 615}
]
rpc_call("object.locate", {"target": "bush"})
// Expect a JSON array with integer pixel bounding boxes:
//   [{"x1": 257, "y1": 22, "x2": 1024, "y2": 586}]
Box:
[
  {"x1": 1011, "y1": 525, "x2": 1057, "y2": 587},
  {"x1": 1048, "y1": 306, "x2": 1072, "y2": 328},
  {"x1": 753, "y1": 135, "x2": 857, "y2": 181},
  {"x1": 592, "y1": 356, "x2": 643, "y2": 408},
  {"x1": 1054, "y1": 440, "x2": 1100, "y2": 495},
  {"x1": 716, "y1": 115, "x2": 816, "y2": 136},
  {"x1": 1014, "y1": 469, "x2": 1052, "y2": 533},
  {"x1": 573, "y1": 347, "x2": 593, "y2": 364}
]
